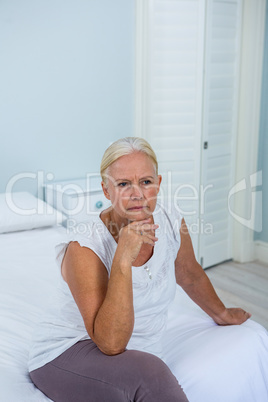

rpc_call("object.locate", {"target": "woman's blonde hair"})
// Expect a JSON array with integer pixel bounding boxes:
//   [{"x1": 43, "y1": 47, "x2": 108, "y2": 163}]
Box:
[{"x1": 100, "y1": 137, "x2": 158, "y2": 183}]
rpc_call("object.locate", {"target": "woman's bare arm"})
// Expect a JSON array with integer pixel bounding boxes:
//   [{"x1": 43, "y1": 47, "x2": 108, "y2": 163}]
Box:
[
  {"x1": 62, "y1": 242, "x2": 134, "y2": 356},
  {"x1": 175, "y1": 219, "x2": 251, "y2": 325},
  {"x1": 61, "y1": 219, "x2": 158, "y2": 356}
]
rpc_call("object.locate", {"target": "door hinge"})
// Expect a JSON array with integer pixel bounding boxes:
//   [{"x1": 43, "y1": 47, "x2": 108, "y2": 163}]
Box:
[
  {"x1": 203, "y1": 141, "x2": 208, "y2": 149},
  {"x1": 200, "y1": 257, "x2": 204, "y2": 268}
]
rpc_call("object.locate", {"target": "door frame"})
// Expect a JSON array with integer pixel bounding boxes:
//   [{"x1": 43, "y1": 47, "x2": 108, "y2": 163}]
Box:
[{"x1": 232, "y1": 0, "x2": 266, "y2": 262}]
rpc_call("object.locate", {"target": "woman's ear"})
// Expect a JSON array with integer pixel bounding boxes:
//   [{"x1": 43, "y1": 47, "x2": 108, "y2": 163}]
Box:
[
  {"x1": 101, "y1": 181, "x2": 111, "y2": 200},
  {"x1": 157, "y1": 175, "x2": 162, "y2": 193}
]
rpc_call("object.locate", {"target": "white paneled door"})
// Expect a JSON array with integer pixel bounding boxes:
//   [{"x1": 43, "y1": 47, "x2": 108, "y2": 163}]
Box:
[
  {"x1": 145, "y1": 0, "x2": 207, "y2": 257},
  {"x1": 200, "y1": 0, "x2": 242, "y2": 268},
  {"x1": 136, "y1": 0, "x2": 242, "y2": 268}
]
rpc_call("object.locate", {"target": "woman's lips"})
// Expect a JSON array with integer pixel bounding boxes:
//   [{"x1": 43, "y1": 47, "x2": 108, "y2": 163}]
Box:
[{"x1": 127, "y1": 206, "x2": 146, "y2": 210}]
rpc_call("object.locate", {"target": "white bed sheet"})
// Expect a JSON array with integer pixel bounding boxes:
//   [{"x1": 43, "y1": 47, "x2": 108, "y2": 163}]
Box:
[
  {"x1": 0, "y1": 226, "x2": 66, "y2": 401},
  {"x1": 1, "y1": 226, "x2": 268, "y2": 401},
  {"x1": 165, "y1": 288, "x2": 268, "y2": 401}
]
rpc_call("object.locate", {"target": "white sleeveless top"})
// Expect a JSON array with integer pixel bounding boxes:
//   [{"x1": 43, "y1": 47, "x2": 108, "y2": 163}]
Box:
[{"x1": 28, "y1": 204, "x2": 182, "y2": 372}]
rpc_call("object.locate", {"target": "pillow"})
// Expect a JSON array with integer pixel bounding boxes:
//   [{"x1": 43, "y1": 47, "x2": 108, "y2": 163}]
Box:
[{"x1": 0, "y1": 191, "x2": 64, "y2": 234}]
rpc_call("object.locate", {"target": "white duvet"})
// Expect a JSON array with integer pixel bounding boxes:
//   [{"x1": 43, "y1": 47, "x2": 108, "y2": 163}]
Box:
[{"x1": 0, "y1": 226, "x2": 268, "y2": 401}]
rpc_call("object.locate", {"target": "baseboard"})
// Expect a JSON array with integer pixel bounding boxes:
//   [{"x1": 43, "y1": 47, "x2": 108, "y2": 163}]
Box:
[{"x1": 255, "y1": 241, "x2": 268, "y2": 264}]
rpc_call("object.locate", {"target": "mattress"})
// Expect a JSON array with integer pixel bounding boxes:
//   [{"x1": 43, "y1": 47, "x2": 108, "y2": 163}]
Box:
[
  {"x1": 1, "y1": 225, "x2": 268, "y2": 402},
  {"x1": 0, "y1": 226, "x2": 66, "y2": 401}
]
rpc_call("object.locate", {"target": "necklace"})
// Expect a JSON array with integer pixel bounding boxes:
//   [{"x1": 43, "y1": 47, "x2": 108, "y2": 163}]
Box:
[{"x1": 144, "y1": 265, "x2": 152, "y2": 280}]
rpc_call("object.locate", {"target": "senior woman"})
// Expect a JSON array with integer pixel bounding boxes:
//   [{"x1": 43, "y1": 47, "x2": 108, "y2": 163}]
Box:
[{"x1": 29, "y1": 137, "x2": 261, "y2": 402}]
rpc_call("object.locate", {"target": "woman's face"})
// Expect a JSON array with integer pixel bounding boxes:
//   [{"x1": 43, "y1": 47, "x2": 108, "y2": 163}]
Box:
[{"x1": 102, "y1": 152, "x2": 162, "y2": 222}]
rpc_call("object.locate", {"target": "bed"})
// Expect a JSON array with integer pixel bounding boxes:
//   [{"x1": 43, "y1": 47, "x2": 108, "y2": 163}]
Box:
[{"x1": 1, "y1": 192, "x2": 268, "y2": 401}]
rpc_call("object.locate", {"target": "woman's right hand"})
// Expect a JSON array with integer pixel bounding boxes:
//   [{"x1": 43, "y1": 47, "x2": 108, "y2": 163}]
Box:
[{"x1": 117, "y1": 219, "x2": 159, "y2": 266}]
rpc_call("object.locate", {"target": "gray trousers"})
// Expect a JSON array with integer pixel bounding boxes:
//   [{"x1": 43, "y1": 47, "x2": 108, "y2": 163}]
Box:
[{"x1": 30, "y1": 339, "x2": 189, "y2": 402}]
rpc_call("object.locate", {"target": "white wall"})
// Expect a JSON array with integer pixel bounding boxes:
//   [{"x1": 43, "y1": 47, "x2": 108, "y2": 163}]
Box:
[{"x1": 0, "y1": 0, "x2": 135, "y2": 195}]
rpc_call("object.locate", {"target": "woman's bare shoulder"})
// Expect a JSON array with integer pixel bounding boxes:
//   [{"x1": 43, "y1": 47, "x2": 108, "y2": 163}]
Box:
[{"x1": 61, "y1": 241, "x2": 108, "y2": 284}]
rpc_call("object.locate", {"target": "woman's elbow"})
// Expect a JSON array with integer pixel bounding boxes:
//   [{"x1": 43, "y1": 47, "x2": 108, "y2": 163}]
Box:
[
  {"x1": 175, "y1": 260, "x2": 203, "y2": 287},
  {"x1": 88, "y1": 327, "x2": 128, "y2": 356}
]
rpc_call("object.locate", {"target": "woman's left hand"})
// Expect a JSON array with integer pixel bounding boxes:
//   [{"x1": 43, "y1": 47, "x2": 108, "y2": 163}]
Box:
[{"x1": 213, "y1": 308, "x2": 252, "y2": 326}]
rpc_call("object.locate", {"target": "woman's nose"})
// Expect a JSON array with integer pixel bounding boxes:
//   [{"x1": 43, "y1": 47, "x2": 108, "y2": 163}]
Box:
[{"x1": 130, "y1": 185, "x2": 143, "y2": 199}]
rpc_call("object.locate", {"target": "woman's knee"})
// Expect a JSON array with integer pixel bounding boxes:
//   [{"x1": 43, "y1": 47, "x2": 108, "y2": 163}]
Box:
[
  {"x1": 125, "y1": 349, "x2": 171, "y2": 379},
  {"x1": 124, "y1": 350, "x2": 189, "y2": 402}
]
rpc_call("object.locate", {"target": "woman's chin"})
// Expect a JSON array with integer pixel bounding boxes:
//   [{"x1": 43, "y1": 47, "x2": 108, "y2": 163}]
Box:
[{"x1": 125, "y1": 208, "x2": 152, "y2": 221}]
